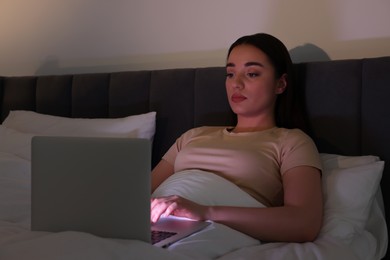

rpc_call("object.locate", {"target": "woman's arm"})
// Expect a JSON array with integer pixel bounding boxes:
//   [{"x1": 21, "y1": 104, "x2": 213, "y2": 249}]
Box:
[
  {"x1": 151, "y1": 165, "x2": 323, "y2": 243},
  {"x1": 151, "y1": 160, "x2": 175, "y2": 193},
  {"x1": 207, "y1": 166, "x2": 323, "y2": 242}
]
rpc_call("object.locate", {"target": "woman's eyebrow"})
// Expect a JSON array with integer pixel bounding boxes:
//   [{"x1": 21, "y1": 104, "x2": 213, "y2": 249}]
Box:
[
  {"x1": 245, "y1": 61, "x2": 264, "y2": 67},
  {"x1": 226, "y1": 61, "x2": 264, "y2": 68}
]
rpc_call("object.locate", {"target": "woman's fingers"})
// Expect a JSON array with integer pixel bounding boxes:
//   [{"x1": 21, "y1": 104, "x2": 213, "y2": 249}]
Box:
[
  {"x1": 151, "y1": 195, "x2": 206, "y2": 222},
  {"x1": 164, "y1": 201, "x2": 178, "y2": 216},
  {"x1": 150, "y1": 196, "x2": 178, "y2": 223}
]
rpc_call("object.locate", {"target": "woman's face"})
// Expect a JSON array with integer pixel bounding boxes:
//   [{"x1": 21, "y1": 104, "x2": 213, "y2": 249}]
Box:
[{"x1": 226, "y1": 44, "x2": 286, "y2": 120}]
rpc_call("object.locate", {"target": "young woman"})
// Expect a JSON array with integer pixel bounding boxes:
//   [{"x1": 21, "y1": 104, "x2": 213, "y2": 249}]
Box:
[{"x1": 151, "y1": 33, "x2": 323, "y2": 243}]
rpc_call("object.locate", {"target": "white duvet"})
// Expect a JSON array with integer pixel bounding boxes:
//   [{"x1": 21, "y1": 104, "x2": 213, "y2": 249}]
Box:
[{"x1": 0, "y1": 125, "x2": 387, "y2": 259}]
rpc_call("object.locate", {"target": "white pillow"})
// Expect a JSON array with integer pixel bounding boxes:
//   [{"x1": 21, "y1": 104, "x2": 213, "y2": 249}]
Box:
[
  {"x1": 153, "y1": 169, "x2": 265, "y2": 208},
  {"x1": 0, "y1": 125, "x2": 34, "y2": 160},
  {"x1": 320, "y1": 153, "x2": 380, "y2": 169},
  {"x1": 319, "y1": 153, "x2": 384, "y2": 242},
  {"x1": 2, "y1": 110, "x2": 156, "y2": 141}
]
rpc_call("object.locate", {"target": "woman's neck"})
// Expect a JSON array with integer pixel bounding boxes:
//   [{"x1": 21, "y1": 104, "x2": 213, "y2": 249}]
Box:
[{"x1": 232, "y1": 116, "x2": 276, "y2": 133}]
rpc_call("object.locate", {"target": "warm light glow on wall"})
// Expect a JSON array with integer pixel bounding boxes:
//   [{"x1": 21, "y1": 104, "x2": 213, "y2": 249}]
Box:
[{"x1": 0, "y1": 0, "x2": 389, "y2": 76}]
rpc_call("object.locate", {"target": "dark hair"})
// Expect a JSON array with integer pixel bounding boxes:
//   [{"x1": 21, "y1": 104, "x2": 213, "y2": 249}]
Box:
[{"x1": 227, "y1": 33, "x2": 307, "y2": 131}]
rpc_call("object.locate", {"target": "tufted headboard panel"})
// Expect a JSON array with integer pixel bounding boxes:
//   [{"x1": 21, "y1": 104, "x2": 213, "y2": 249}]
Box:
[{"x1": 2, "y1": 58, "x2": 389, "y2": 165}]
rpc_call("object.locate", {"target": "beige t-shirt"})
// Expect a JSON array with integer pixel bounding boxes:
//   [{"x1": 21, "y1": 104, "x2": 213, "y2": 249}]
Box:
[{"x1": 162, "y1": 126, "x2": 322, "y2": 207}]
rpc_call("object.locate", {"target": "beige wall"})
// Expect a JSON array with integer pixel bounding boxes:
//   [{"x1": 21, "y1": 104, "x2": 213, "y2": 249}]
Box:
[{"x1": 1, "y1": 0, "x2": 389, "y2": 76}]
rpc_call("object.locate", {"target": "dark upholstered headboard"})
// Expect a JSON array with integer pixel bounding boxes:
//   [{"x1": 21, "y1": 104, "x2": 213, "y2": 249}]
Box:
[{"x1": 1, "y1": 56, "x2": 390, "y2": 258}]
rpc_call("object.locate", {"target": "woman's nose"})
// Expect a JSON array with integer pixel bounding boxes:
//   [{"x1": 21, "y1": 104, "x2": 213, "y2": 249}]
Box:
[{"x1": 233, "y1": 75, "x2": 244, "y2": 89}]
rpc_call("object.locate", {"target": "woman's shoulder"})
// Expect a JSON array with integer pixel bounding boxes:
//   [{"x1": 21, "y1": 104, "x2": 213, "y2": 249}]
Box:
[
  {"x1": 273, "y1": 127, "x2": 314, "y2": 143},
  {"x1": 274, "y1": 127, "x2": 309, "y2": 136}
]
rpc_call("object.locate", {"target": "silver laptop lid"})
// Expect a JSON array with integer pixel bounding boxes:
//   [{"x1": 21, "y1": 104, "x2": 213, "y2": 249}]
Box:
[{"x1": 31, "y1": 136, "x2": 151, "y2": 242}]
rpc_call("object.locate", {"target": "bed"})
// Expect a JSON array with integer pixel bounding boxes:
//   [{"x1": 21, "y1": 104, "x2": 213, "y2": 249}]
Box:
[{"x1": 0, "y1": 56, "x2": 389, "y2": 259}]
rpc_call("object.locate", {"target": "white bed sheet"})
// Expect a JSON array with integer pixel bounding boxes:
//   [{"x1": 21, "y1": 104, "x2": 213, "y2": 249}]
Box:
[{"x1": 0, "y1": 127, "x2": 387, "y2": 259}]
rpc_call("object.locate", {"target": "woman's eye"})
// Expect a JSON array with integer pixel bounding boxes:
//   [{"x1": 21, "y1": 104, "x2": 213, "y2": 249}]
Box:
[
  {"x1": 226, "y1": 73, "x2": 233, "y2": 78},
  {"x1": 247, "y1": 73, "x2": 259, "y2": 78}
]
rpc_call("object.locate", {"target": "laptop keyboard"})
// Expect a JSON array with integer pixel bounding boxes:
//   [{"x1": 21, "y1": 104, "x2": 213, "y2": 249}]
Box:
[{"x1": 151, "y1": 230, "x2": 177, "y2": 244}]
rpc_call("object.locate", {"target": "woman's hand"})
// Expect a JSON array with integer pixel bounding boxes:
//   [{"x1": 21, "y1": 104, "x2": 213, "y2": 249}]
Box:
[{"x1": 151, "y1": 195, "x2": 208, "y2": 223}]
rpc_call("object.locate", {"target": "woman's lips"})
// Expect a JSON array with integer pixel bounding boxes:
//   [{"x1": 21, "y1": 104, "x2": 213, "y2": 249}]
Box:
[{"x1": 231, "y1": 93, "x2": 246, "y2": 103}]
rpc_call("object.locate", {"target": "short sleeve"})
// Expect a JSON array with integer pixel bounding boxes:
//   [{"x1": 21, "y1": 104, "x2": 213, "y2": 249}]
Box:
[{"x1": 280, "y1": 129, "x2": 322, "y2": 175}]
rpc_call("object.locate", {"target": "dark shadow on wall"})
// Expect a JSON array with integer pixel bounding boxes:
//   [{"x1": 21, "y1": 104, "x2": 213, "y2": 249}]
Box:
[
  {"x1": 35, "y1": 56, "x2": 61, "y2": 75},
  {"x1": 289, "y1": 43, "x2": 331, "y2": 63}
]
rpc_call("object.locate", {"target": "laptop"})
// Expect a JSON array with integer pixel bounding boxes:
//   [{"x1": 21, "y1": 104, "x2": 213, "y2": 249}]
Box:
[{"x1": 31, "y1": 136, "x2": 210, "y2": 248}]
